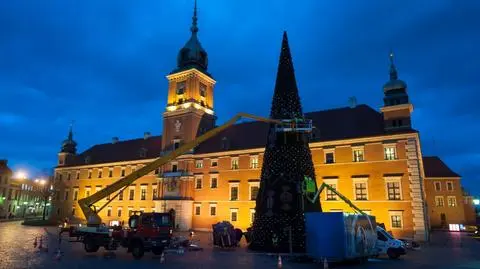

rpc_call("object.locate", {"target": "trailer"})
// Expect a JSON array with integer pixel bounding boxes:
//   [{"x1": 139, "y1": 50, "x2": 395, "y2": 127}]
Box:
[{"x1": 305, "y1": 212, "x2": 378, "y2": 262}]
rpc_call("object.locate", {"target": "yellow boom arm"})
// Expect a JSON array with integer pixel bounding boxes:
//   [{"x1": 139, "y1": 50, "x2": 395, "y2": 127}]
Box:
[
  {"x1": 305, "y1": 182, "x2": 366, "y2": 215},
  {"x1": 78, "y1": 113, "x2": 282, "y2": 226}
]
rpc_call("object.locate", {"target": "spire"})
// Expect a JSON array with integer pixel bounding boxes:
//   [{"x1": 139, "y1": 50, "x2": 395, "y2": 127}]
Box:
[
  {"x1": 269, "y1": 31, "x2": 303, "y2": 119},
  {"x1": 61, "y1": 121, "x2": 77, "y2": 154},
  {"x1": 389, "y1": 50, "x2": 398, "y2": 80},
  {"x1": 191, "y1": 0, "x2": 198, "y2": 34},
  {"x1": 68, "y1": 120, "x2": 74, "y2": 141},
  {"x1": 174, "y1": 0, "x2": 209, "y2": 74}
]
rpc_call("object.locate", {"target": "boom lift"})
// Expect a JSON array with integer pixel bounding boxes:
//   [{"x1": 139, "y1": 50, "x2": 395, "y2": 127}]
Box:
[{"x1": 65, "y1": 113, "x2": 288, "y2": 259}]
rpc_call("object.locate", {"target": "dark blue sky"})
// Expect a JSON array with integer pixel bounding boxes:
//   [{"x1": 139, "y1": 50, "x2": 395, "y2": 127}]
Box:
[{"x1": 1, "y1": 1, "x2": 479, "y2": 193}]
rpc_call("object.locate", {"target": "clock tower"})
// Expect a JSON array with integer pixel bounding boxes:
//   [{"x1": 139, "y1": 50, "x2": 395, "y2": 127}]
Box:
[{"x1": 162, "y1": 1, "x2": 216, "y2": 152}]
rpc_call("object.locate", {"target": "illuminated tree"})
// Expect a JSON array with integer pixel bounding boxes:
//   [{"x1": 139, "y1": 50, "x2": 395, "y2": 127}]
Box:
[{"x1": 249, "y1": 32, "x2": 321, "y2": 253}]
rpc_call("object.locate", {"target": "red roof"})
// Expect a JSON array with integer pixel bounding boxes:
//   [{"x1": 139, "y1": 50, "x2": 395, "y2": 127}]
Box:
[
  {"x1": 67, "y1": 105, "x2": 416, "y2": 166},
  {"x1": 423, "y1": 156, "x2": 460, "y2": 178}
]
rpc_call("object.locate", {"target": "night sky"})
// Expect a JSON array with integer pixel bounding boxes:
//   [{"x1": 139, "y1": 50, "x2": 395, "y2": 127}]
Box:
[{"x1": 1, "y1": 1, "x2": 479, "y2": 194}]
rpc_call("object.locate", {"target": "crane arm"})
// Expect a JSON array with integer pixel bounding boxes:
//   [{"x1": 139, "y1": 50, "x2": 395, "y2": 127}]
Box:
[
  {"x1": 305, "y1": 181, "x2": 366, "y2": 215},
  {"x1": 78, "y1": 112, "x2": 282, "y2": 225}
]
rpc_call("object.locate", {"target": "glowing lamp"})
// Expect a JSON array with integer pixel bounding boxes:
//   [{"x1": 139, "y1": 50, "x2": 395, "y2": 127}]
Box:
[{"x1": 473, "y1": 199, "x2": 479, "y2": 205}]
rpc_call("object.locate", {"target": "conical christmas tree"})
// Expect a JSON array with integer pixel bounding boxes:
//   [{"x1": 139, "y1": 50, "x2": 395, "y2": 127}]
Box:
[{"x1": 249, "y1": 32, "x2": 322, "y2": 253}]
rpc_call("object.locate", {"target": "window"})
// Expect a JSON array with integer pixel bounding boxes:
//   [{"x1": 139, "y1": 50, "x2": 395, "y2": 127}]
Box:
[
  {"x1": 76, "y1": 171, "x2": 80, "y2": 180},
  {"x1": 98, "y1": 169, "x2": 102, "y2": 178},
  {"x1": 152, "y1": 185, "x2": 158, "y2": 200},
  {"x1": 352, "y1": 148, "x2": 364, "y2": 162},
  {"x1": 109, "y1": 168, "x2": 113, "y2": 177},
  {"x1": 195, "y1": 177, "x2": 202, "y2": 189},
  {"x1": 107, "y1": 207, "x2": 112, "y2": 217},
  {"x1": 230, "y1": 184, "x2": 239, "y2": 201},
  {"x1": 173, "y1": 140, "x2": 180, "y2": 150},
  {"x1": 435, "y1": 196, "x2": 445, "y2": 207},
  {"x1": 446, "y1": 182, "x2": 454, "y2": 191},
  {"x1": 85, "y1": 187, "x2": 91, "y2": 198},
  {"x1": 121, "y1": 167, "x2": 125, "y2": 177},
  {"x1": 324, "y1": 149, "x2": 335, "y2": 164},
  {"x1": 118, "y1": 190, "x2": 124, "y2": 201},
  {"x1": 176, "y1": 81, "x2": 186, "y2": 95},
  {"x1": 231, "y1": 158, "x2": 239, "y2": 170},
  {"x1": 210, "y1": 204, "x2": 217, "y2": 216},
  {"x1": 211, "y1": 159, "x2": 218, "y2": 167},
  {"x1": 64, "y1": 191, "x2": 69, "y2": 201},
  {"x1": 129, "y1": 187, "x2": 135, "y2": 200},
  {"x1": 230, "y1": 208, "x2": 238, "y2": 222},
  {"x1": 250, "y1": 209, "x2": 256, "y2": 225},
  {"x1": 128, "y1": 208, "x2": 133, "y2": 216},
  {"x1": 195, "y1": 161, "x2": 203, "y2": 169},
  {"x1": 199, "y1": 83, "x2": 206, "y2": 97},
  {"x1": 386, "y1": 181, "x2": 401, "y2": 200},
  {"x1": 354, "y1": 182, "x2": 368, "y2": 200},
  {"x1": 384, "y1": 145, "x2": 397, "y2": 160},
  {"x1": 140, "y1": 186, "x2": 147, "y2": 200},
  {"x1": 326, "y1": 184, "x2": 337, "y2": 200},
  {"x1": 67, "y1": 173, "x2": 71, "y2": 180},
  {"x1": 389, "y1": 211, "x2": 403, "y2": 229},
  {"x1": 58, "y1": 173, "x2": 63, "y2": 181},
  {"x1": 210, "y1": 176, "x2": 218, "y2": 189},
  {"x1": 172, "y1": 163, "x2": 178, "y2": 172},
  {"x1": 73, "y1": 189, "x2": 78, "y2": 201},
  {"x1": 117, "y1": 208, "x2": 122, "y2": 217},
  {"x1": 448, "y1": 196, "x2": 457, "y2": 207},
  {"x1": 434, "y1": 182, "x2": 441, "y2": 191},
  {"x1": 88, "y1": 170, "x2": 92, "y2": 179},
  {"x1": 154, "y1": 168, "x2": 160, "y2": 175},
  {"x1": 194, "y1": 204, "x2": 201, "y2": 216},
  {"x1": 249, "y1": 183, "x2": 259, "y2": 201},
  {"x1": 250, "y1": 156, "x2": 259, "y2": 169}
]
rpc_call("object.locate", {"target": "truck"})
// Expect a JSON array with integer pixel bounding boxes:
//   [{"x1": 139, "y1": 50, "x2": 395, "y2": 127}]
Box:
[
  {"x1": 301, "y1": 179, "x2": 406, "y2": 262},
  {"x1": 62, "y1": 113, "x2": 287, "y2": 259}
]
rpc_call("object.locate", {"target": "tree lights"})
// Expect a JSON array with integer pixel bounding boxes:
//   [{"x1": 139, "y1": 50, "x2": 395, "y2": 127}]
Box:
[{"x1": 248, "y1": 32, "x2": 321, "y2": 253}]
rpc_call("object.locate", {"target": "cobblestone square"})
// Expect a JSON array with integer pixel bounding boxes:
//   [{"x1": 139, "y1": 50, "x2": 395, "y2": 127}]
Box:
[{"x1": 1, "y1": 221, "x2": 480, "y2": 269}]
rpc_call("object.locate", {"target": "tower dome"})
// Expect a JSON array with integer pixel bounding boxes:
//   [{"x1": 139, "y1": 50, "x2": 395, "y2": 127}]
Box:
[
  {"x1": 383, "y1": 52, "x2": 407, "y2": 92},
  {"x1": 174, "y1": 0, "x2": 209, "y2": 73},
  {"x1": 61, "y1": 125, "x2": 77, "y2": 154}
]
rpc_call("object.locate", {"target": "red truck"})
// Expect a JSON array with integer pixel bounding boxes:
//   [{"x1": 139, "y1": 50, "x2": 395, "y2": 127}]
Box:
[{"x1": 65, "y1": 212, "x2": 173, "y2": 259}]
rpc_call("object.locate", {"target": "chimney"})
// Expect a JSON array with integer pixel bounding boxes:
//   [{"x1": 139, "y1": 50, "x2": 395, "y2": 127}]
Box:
[
  {"x1": 112, "y1": 137, "x2": 119, "y2": 144},
  {"x1": 144, "y1": 132, "x2": 151, "y2": 140}
]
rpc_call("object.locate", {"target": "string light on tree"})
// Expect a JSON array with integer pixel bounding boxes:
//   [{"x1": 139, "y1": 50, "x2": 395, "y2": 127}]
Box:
[{"x1": 248, "y1": 31, "x2": 321, "y2": 253}]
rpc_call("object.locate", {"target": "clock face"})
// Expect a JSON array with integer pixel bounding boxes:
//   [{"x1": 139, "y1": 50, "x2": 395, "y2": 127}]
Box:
[{"x1": 174, "y1": 120, "x2": 182, "y2": 132}]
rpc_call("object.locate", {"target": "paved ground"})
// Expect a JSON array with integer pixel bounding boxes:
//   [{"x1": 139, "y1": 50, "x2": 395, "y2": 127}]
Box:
[{"x1": 1, "y1": 221, "x2": 480, "y2": 269}]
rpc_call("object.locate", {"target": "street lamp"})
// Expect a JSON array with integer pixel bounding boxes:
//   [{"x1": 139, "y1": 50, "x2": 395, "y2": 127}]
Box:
[
  {"x1": 14, "y1": 171, "x2": 27, "y2": 180},
  {"x1": 473, "y1": 199, "x2": 479, "y2": 206}
]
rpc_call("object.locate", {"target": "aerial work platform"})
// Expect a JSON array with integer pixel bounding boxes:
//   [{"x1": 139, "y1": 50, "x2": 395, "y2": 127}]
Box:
[{"x1": 274, "y1": 118, "x2": 313, "y2": 133}]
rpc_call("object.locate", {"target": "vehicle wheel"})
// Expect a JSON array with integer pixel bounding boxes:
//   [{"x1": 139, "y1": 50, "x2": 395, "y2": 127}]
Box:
[
  {"x1": 152, "y1": 247, "x2": 165, "y2": 255},
  {"x1": 387, "y1": 249, "x2": 399, "y2": 259},
  {"x1": 84, "y1": 237, "x2": 100, "y2": 253},
  {"x1": 131, "y1": 241, "x2": 145, "y2": 260}
]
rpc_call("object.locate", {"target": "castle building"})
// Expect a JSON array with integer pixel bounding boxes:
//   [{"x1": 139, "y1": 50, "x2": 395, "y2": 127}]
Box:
[{"x1": 52, "y1": 3, "x2": 470, "y2": 241}]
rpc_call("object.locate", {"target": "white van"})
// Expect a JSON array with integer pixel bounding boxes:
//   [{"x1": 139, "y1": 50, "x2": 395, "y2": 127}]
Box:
[{"x1": 374, "y1": 226, "x2": 406, "y2": 259}]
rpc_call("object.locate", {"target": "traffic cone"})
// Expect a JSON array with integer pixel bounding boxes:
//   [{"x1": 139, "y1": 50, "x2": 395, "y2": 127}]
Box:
[
  {"x1": 54, "y1": 248, "x2": 62, "y2": 260},
  {"x1": 160, "y1": 252, "x2": 165, "y2": 263},
  {"x1": 33, "y1": 237, "x2": 38, "y2": 248},
  {"x1": 323, "y1": 258, "x2": 329, "y2": 269},
  {"x1": 277, "y1": 255, "x2": 283, "y2": 269}
]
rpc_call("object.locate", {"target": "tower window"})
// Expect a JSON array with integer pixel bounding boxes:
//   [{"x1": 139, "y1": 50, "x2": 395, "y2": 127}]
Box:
[
  {"x1": 173, "y1": 139, "x2": 181, "y2": 150},
  {"x1": 176, "y1": 81, "x2": 186, "y2": 95},
  {"x1": 199, "y1": 83, "x2": 206, "y2": 97}
]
